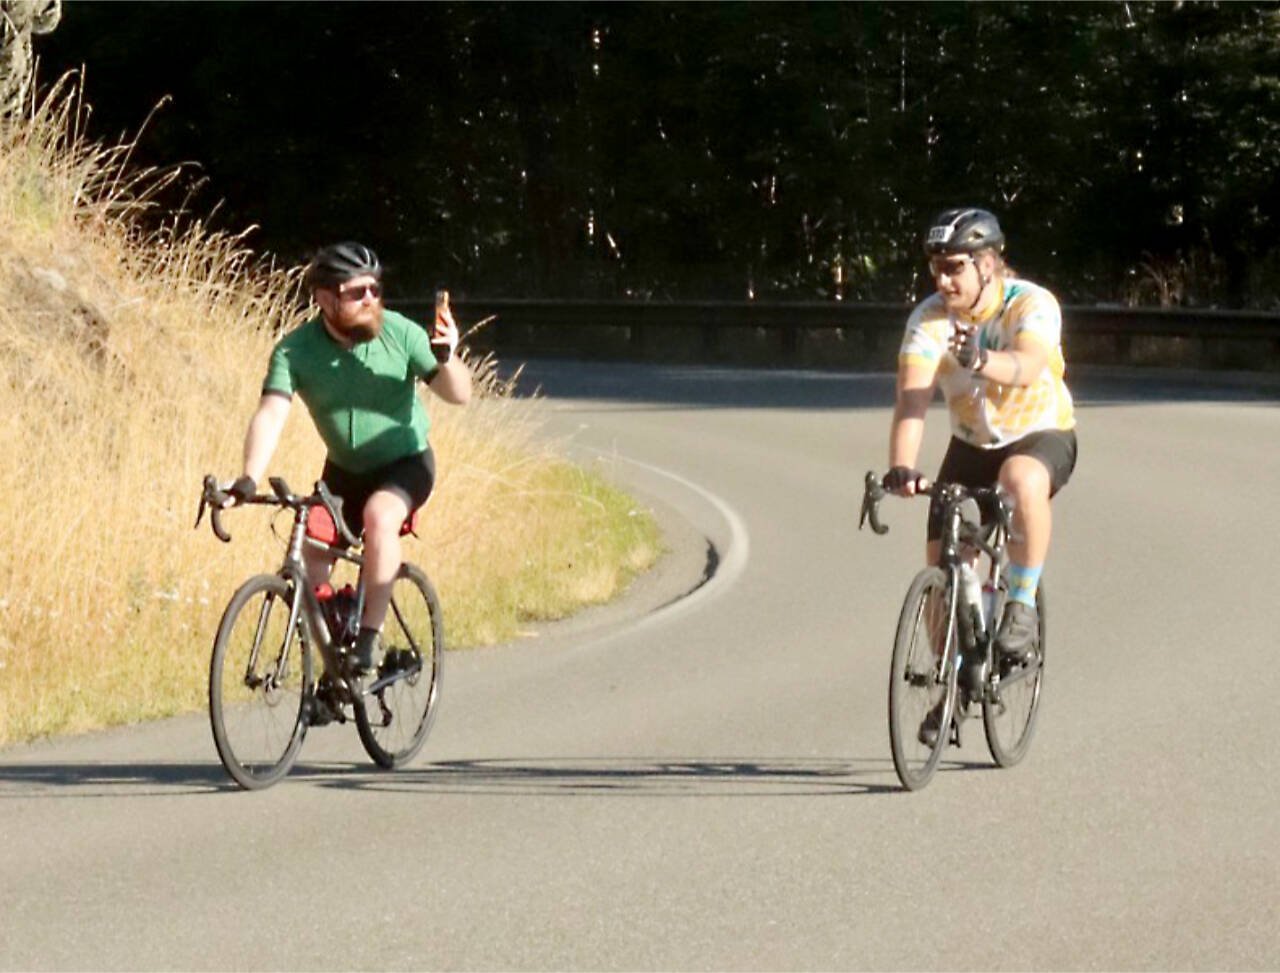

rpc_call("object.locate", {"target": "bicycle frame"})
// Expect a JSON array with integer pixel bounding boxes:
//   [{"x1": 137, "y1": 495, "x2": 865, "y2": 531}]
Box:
[
  {"x1": 930, "y1": 482, "x2": 1041, "y2": 694},
  {"x1": 281, "y1": 519, "x2": 366, "y2": 689},
  {"x1": 861, "y1": 472, "x2": 1033, "y2": 689},
  {"x1": 201, "y1": 473, "x2": 445, "y2": 787},
  {"x1": 287, "y1": 530, "x2": 420, "y2": 699},
  {"x1": 198, "y1": 475, "x2": 373, "y2": 696},
  {"x1": 934, "y1": 484, "x2": 1005, "y2": 648},
  {"x1": 862, "y1": 470, "x2": 1046, "y2": 784}
]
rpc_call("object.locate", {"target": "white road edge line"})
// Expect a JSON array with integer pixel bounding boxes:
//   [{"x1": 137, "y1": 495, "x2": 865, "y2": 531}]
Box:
[{"x1": 592, "y1": 451, "x2": 751, "y2": 637}]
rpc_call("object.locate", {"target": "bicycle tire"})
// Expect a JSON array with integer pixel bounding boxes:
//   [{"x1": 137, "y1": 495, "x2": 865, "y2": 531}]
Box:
[
  {"x1": 983, "y1": 582, "x2": 1045, "y2": 767},
  {"x1": 209, "y1": 574, "x2": 311, "y2": 790},
  {"x1": 354, "y1": 562, "x2": 444, "y2": 768},
  {"x1": 888, "y1": 566, "x2": 960, "y2": 791}
]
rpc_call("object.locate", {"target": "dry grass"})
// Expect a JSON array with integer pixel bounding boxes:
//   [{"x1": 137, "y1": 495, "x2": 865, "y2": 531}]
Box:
[{"x1": 0, "y1": 78, "x2": 660, "y2": 745}]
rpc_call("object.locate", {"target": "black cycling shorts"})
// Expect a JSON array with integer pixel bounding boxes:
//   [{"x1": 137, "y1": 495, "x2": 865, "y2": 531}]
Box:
[
  {"x1": 927, "y1": 429, "x2": 1078, "y2": 541},
  {"x1": 320, "y1": 448, "x2": 436, "y2": 540}
]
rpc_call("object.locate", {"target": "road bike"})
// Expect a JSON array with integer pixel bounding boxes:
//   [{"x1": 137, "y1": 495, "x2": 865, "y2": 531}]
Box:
[
  {"x1": 196, "y1": 475, "x2": 444, "y2": 789},
  {"x1": 860, "y1": 471, "x2": 1045, "y2": 791}
]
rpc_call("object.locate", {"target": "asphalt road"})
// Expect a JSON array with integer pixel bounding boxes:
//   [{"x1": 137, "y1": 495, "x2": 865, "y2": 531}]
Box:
[{"x1": 2, "y1": 362, "x2": 1278, "y2": 971}]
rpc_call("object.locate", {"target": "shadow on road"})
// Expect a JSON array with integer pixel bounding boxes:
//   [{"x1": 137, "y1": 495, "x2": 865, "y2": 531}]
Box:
[
  {"x1": 0, "y1": 760, "x2": 235, "y2": 797},
  {"x1": 0, "y1": 751, "x2": 1008, "y2": 799},
  {"x1": 0, "y1": 755, "x2": 995, "y2": 799},
  {"x1": 307, "y1": 756, "x2": 988, "y2": 797}
]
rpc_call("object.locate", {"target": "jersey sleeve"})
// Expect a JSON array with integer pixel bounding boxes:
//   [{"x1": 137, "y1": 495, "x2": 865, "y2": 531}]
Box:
[
  {"x1": 1006, "y1": 285, "x2": 1062, "y2": 351},
  {"x1": 400, "y1": 312, "x2": 441, "y2": 381},
  {"x1": 899, "y1": 302, "x2": 949, "y2": 370},
  {"x1": 261, "y1": 337, "x2": 297, "y2": 398}
]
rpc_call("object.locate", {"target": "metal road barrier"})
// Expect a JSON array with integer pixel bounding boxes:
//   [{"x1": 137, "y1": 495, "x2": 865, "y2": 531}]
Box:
[{"x1": 393, "y1": 298, "x2": 1280, "y2": 372}]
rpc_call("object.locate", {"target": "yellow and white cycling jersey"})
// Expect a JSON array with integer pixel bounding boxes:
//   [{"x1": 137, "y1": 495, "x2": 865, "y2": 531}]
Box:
[{"x1": 899, "y1": 278, "x2": 1076, "y2": 448}]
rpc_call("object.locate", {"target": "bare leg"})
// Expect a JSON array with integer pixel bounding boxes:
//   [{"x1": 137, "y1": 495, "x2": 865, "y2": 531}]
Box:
[
  {"x1": 359, "y1": 488, "x2": 411, "y2": 631},
  {"x1": 999, "y1": 455, "x2": 1052, "y2": 568}
]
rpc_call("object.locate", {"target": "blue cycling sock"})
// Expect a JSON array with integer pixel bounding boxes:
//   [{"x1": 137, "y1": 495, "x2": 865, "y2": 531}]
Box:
[{"x1": 1006, "y1": 563, "x2": 1042, "y2": 608}]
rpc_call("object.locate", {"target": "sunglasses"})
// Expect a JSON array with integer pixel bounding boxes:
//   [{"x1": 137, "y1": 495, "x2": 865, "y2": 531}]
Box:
[
  {"x1": 929, "y1": 256, "x2": 973, "y2": 279},
  {"x1": 337, "y1": 282, "x2": 383, "y2": 302}
]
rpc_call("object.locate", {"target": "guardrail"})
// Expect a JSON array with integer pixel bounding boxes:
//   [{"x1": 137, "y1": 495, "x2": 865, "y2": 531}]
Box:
[{"x1": 392, "y1": 297, "x2": 1280, "y2": 372}]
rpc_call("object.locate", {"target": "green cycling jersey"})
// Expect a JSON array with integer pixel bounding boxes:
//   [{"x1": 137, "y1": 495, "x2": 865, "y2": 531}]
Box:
[{"x1": 261, "y1": 309, "x2": 440, "y2": 473}]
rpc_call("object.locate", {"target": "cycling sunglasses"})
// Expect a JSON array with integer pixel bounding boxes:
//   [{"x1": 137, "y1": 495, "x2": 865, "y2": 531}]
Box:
[
  {"x1": 337, "y1": 282, "x2": 383, "y2": 302},
  {"x1": 928, "y1": 255, "x2": 974, "y2": 279}
]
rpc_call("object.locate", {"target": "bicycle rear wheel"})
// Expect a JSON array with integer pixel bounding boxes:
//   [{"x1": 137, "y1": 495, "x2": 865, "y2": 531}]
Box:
[
  {"x1": 983, "y1": 583, "x2": 1046, "y2": 767},
  {"x1": 209, "y1": 574, "x2": 311, "y2": 790},
  {"x1": 355, "y1": 562, "x2": 444, "y2": 768},
  {"x1": 888, "y1": 567, "x2": 959, "y2": 791}
]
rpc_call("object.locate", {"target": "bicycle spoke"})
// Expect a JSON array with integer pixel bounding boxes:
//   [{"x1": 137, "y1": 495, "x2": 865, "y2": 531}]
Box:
[
  {"x1": 354, "y1": 564, "x2": 443, "y2": 768},
  {"x1": 888, "y1": 568, "x2": 958, "y2": 791},
  {"x1": 983, "y1": 584, "x2": 1045, "y2": 767},
  {"x1": 209, "y1": 576, "x2": 310, "y2": 789}
]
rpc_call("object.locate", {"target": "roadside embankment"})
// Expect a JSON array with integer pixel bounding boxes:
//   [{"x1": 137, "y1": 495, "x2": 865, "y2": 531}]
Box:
[{"x1": 0, "y1": 82, "x2": 660, "y2": 744}]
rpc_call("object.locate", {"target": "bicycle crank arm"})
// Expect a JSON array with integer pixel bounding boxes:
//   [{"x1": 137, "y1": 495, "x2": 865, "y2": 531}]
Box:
[
  {"x1": 363, "y1": 661, "x2": 422, "y2": 696},
  {"x1": 991, "y1": 657, "x2": 1042, "y2": 691}
]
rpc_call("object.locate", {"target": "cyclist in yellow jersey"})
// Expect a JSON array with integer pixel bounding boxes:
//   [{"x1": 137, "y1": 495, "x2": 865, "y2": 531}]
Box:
[{"x1": 884, "y1": 208, "x2": 1078, "y2": 683}]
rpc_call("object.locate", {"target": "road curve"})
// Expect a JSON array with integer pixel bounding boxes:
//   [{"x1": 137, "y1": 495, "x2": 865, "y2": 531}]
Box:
[{"x1": 2, "y1": 362, "x2": 1278, "y2": 971}]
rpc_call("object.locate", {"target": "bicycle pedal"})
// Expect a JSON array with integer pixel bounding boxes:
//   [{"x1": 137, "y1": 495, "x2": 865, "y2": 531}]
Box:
[{"x1": 303, "y1": 695, "x2": 333, "y2": 727}]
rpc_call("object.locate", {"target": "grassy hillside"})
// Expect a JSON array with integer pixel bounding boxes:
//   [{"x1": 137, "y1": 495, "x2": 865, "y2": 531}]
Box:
[{"x1": 0, "y1": 79, "x2": 660, "y2": 744}]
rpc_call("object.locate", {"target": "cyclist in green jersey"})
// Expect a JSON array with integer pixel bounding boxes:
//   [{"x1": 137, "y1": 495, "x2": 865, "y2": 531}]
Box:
[{"x1": 224, "y1": 242, "x2": 472, "y2": 673}]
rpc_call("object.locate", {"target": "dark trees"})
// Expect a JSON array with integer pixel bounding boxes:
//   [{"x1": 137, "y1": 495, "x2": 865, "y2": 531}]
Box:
[{"x1": 36, "y1": 1, "x2": 1280, "y2": 307}]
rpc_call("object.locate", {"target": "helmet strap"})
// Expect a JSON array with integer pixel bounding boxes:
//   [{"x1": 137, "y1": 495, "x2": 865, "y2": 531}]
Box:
[{"x1": 968, "y1": 256, "x2": 996, "y2": 314}]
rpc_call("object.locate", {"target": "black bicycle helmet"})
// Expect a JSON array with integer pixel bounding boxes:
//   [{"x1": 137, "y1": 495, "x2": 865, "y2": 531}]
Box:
[
  {"x1": 923, "y1": 208, "x2": 1005, "y2": 256},
  {"x1": 304, "y1": 241, "x2": 382, "y2": 291}
]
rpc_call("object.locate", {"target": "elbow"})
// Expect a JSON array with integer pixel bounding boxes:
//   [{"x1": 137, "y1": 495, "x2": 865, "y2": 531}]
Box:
[
  {"x1": 443, "y1": 374, "x2": 472, "y2": 405},
  {"x1": 1014, "y1": 350, "x2": 1048, "y2": 387}
]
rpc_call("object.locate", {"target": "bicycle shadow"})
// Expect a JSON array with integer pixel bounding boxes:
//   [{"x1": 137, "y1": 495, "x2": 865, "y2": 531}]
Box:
[
  {"x1": 0, "y1": 760, "x2": 236, "y2": 798},
  {"x1": 302, "y1": 755, "x2": 989, "y2": 797},
  {"x1": 0, "y1": 753, "x2": 996, "y2": 799}
]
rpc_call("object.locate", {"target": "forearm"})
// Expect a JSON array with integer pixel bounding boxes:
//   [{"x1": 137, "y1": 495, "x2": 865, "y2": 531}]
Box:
[
  {"x1": 977, "y1": 348, "x2": 1041, "y2": 387},
  {"x1": 890, "y1": 365, "x2": 935, "y2": 470},
  {"x1": 429, "y1": 358, "x2": 472, "y2": 405},
  {"x1": 890, "y1": 410, "x2": 926, "y2": 469},
  {"x1": 242, "y1": 394, "x2": 290, "y2": 482}
]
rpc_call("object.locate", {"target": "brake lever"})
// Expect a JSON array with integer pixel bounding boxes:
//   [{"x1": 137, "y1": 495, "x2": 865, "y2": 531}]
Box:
[
  {"x1": 197, "y1": 474, "x2": 232, "y2": 543},
  {"x1": 860, "y1": 471, "x2": 889, "y2": 535}
]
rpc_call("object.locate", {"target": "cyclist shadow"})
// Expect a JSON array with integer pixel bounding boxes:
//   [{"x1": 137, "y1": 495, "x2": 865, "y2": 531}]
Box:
[
  {"x1": 299, "y1": 755, "x2": 914, "y2": 797},
  {"x1": 0, "y1": 754, "x2": 992, "y2": 799},
  {"x1": 0, "y1": 760, "x2": 237, "y2": 798}
]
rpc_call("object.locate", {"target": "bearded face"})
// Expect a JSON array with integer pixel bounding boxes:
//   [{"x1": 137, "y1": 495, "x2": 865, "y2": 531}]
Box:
[{"x1": 317, "y1": 276, "x2": 384, "y2": 343}]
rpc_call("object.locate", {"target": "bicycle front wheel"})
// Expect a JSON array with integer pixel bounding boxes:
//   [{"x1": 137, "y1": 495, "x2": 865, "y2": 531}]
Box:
[
  {"x1": 209, "y1": 574, "x2": 312, "y2": 790},
  {"x1": 983, "y1": 583, "x2": 1046, "y2": 767},
  {"x1": 888, "y1": 567, "x2": 959, "y2": 791},
  {"x1": 355, "y1": 562, "x2": 444, "y2": 768}
]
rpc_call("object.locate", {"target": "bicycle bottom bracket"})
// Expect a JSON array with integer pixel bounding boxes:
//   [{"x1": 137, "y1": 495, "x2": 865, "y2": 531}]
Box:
[
  {"x1": 307, "y1": 676, "x2": 347, "y2": 726},
  {"x1": 960, "y1": 652, "x2": 987, "y2": 698}
]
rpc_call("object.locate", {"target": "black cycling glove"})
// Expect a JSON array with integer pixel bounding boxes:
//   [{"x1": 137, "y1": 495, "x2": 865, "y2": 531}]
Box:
[
  {"x1": 883, "y1": 466, "x2": 923, "y2": 493},
  {"x1": 950, "y1": 326, "x2": 988, "y2": 372},
  {"x1": 228, "y1": 475, "x2": 257, "y2": 504}
]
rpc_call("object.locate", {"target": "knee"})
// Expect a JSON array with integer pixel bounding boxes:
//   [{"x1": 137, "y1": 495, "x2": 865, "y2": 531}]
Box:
[
  {"x1": 362, "y1": 501, "x2": 404, "y2": 541},
  {"x1": 999, "y1": 459, "x2": 1050, "y2": 505}
]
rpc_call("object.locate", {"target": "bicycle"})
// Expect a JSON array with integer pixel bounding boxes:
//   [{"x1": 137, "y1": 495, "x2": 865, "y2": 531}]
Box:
[
  {"x1": 860, "y1": 471, "x2": 1045, "y2": 791},
  {"x1": 196, "y1": 474, "x2": 444, "y2": 789}
]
